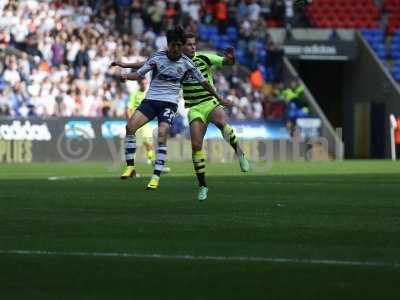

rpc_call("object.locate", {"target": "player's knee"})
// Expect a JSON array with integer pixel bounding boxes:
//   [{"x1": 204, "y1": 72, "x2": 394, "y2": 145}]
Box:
[
  {"x1": 158, "y1": 127, "x2": 167, "y2": 137},
  {"x1": 157, "y1": 126, "x2": 168, "y2": 143},
  {"x1": 215, "y1": 121, "x2": 226, "y2": 131},
  {"x1": 212, "y1": 115, "x2": 226, "y2": 130},
  {"x1": 158, "y1": 131, "x2": 166, "y2": 140},
  {"x1": 212, "y1": 108, "x2": 226, "y2": 127},
  {"x1": 191, "y1": 139, "x2": 203, "y2": 151}
]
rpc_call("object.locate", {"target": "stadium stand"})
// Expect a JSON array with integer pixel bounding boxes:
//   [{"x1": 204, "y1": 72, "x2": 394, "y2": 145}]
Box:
[
  {"x1": 1, "y1": 0, "x2": 291, "y2": 121},
  {"x1": 353, "y1": 1, "x2": 400, "y2": 84},
  {"x1": 301, "y1": 0, "x2": 400, "y2": 85},
  {"x1": 306, "y1": 0, "x2": 381, "y2": 29},
  {"x1": 385, "y1": 0, "x2": 400, "y2": 35},
  {"x1": 8, "y1": 0, "x2": 400, "y2": 123}
]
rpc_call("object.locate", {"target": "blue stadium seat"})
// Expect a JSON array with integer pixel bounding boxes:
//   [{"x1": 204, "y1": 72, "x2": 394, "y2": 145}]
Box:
[
  {"x1": 370, "y1": 41, "x2": 379, "y2": 48},
  {"x1": 209, "y1": 34, "x2": 219, "y2": 46},
  {"x1": 363, "y1": 35, "x2": 373, "y2": 43},
  {"x1": 372, "y1": 42, "x2": 386, "y2": 52},
  {"x1": 235, "y1": 49, "x2": 246, "y2": 65},
  {"x1": 227, "y1": 27, "x2": 237, "y2": 34},
  {"x1": 393, "y1": 50, "x2": 400, "y2": 59},
  {"x1": 392, "y1": 43, "x2": 400, "y2": 50},
  {"x1": 392, "y1": 36, "x2": 400, "y2": 44},
  {"x1": 255, "y1": 41, "x2": 265, "y2": 51},
  {"x1": 392, "y1": 44, "x2": 400, "y2": 59},
  {"x1": 227, "y1": 27, "x2": 237, "y2": 41},
  {"x1": 219, "y1": 35, "x2": 230, "y2": 43},
  {"x1": 360, "y1": 29, "x2": 373, "y2": 36},
  {"x1": 372, "y1": 43, "x2": 387, "y2": 59},
  {"x1": 209, "y1": 26, "x2": 218, "y2": 35},
  {"x1": 257, "y1": 49, "x2": 266, "y2": 61},
  {"x1": 198, "y1": 25, "x2": 218, "y2": 41},
  {"x1": 393, "y1": 66, "x2": 400, "y2": 77},
  {"x1": 371, "y1": 29, "x2": 385, "y2": 36},
  {"x1": 198, "y1": 25, "x2": 210, "y2": 40},
  {"x1": 217, "y1": 41, "x2": 230, "y2": 50},
  {"x1": 360, "y1": 29, "x2": 369, "y2": 34},
  {"x1": 376, "y1": 48, "x2": 387, "y2": 59},
  {"x1": 370, "y1": 35, "x2": 384, "y2": 43},
  {"x1": 362, "y1": 28, "x2": 384, "y2": 36},
  {"x1": 209, "y1": 34, "x2": 231, "y2": 50}
]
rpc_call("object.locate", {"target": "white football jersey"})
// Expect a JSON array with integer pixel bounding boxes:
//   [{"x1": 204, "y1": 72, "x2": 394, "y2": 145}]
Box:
[{"x1": 137, "y1": 50, "x2": 205, "y2": 104}]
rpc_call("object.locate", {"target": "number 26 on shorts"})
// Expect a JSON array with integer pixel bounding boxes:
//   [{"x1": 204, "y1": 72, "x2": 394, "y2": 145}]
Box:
[{"x1": 163, "y1": 108, "x2": 175, "y2": 123}]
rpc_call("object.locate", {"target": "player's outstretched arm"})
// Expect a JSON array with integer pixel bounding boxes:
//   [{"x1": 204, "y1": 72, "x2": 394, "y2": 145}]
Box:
[
  {"x1": 110, "y1": 61, "x2": 146, "y2": 68},
  {"x1": 119, "y1": 57, "x2": 156, "y2": 81},
  {"x1": 119, "y1": 72, "x2": 142, "y2": 81},
  {"x1": 199, "y1": 80, "x2": 232, "y2": 107},
  {"x1": 187, "y1": 58, "x2": 232, "y2": 106},
  {"x1": 201, "y1": 50, "x2": 234, "y2": 67}
]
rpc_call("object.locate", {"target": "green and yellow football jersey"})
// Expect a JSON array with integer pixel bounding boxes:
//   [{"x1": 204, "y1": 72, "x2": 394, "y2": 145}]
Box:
[
  {"x1": 127, "y1": 89, "x2": 145, "y2": 117},
  {"x1": 182, "y1": 52, "x2": 224, "y2": 108}
]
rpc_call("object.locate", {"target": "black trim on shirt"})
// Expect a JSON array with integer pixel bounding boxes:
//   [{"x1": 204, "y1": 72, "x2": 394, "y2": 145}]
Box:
[{"x1": 196, "y1": 54, "x2": 212, "y2": 66}]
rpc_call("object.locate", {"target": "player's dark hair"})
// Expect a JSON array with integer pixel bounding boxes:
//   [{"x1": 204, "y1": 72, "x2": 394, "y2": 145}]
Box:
[
  {"x1": 166, "y1": 26, "x2": 185, "y2": 44},
  {"x1": 183, "y1": 32, "x2": 196, "y2": 42}
]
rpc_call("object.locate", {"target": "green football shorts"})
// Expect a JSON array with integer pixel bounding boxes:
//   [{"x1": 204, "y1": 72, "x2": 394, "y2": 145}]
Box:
[{"x1": 188, "y1": 99, "x2": 220, "y2": 124}]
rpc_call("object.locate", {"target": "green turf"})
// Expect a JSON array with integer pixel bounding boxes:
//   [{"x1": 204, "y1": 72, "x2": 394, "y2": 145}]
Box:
[{"x1": 1, "y1": 161, "x2": 400, "y2": 299}]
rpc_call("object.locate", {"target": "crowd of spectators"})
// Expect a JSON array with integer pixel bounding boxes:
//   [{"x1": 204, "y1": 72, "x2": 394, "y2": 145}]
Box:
[{"x1": 0, "y1": 0, "x2": 308, "y2": 122}]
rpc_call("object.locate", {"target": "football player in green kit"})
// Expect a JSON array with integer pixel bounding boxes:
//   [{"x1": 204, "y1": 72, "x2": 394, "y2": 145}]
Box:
[{"x1": 111, "y1": 32, "x2": 250, "y2": 201}]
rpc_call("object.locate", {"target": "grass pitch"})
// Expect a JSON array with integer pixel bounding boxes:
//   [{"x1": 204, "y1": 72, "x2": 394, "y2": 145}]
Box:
[{"x1": 1, "y1": 160, "x2": 400, "y2": 299}]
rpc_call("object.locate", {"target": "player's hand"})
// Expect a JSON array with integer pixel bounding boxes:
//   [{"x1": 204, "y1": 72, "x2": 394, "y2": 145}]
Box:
[
  {"x1": 223, "y1": 46, "x2": 235, "y2": 64},
  {"x1": 219, "y1": 97, "x2": 233, "y2": 107}
]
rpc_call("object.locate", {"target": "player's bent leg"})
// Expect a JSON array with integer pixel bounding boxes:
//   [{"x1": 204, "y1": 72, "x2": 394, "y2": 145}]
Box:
[
  {"x1": 210, "y1": 107, "x2": 250, "y2": 172},
  {"x1": 190, "y1": 119, "x2": 208, "y2": 200},
  {"x1": 147, "y1": 122, "x2": 170, "y2": 190},
  {"x1": 210, "y1": 106, "x2": 240, "y2": 153},
  {"x1": 143, "y1": 141, "x2": 156, "y2": 165},
  {"x1": 121, "y1": 110, "x2": 150, "y2": 179},
  {"x1": 141, "y1": 124, "x2": 156, "y2": 165}
]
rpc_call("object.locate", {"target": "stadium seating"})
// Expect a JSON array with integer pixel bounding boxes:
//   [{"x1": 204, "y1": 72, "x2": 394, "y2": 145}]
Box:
[
  {"x1": 307, "y1": 0, "x2": 380, "y2": 29},
  {"x1": 384, "y1": 0, "x2": 400, "y2": 34},
  {"x1": 360, "y1": 29, "x2": 388, "y2": 60},
  {"x1": 392, "y1": 38, "x2": 400, "y2": 60},
  {"x1": 302, "y1": 0, "x2": 400, "y2": 84},
  {"x1": 361, "y1": 26, "x2": 400, "y2": 82},
  {"x1": 198, "y1": 24, "x2": 238, "y2": 50}
]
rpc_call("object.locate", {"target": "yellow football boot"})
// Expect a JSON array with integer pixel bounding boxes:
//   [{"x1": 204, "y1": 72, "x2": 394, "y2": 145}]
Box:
[
  {"x1": 146, "y1": 175, "x2": 160, "y2": 190},
  {"x1": 120, "y1": 166, "x2": 136, "y2": 179}
]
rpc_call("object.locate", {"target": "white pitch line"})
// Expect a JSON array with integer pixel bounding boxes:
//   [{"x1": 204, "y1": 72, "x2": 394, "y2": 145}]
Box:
[
  {"x1": 0, "y1": 249, "x2": 399, "y2": 268},
  {"x1": 47, "y1": 175, "x2": 114, "y2": 181}
]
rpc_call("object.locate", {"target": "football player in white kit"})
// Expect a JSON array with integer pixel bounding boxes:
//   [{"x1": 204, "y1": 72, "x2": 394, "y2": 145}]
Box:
[{"x1": 116, "y1": 26, "x2": 231, "y2": 190}]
